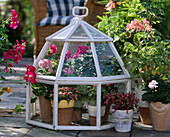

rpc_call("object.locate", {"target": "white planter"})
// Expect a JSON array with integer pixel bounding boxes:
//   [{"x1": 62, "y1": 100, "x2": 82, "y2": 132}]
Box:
[
  {"x1": 113, "y1": 110, "x2": 133, "y2": 132},
  {"x1": 87, "y1": 105, "x2": 106, "y2": 117},
  {"x1": 135, "y1": 86, "x2": 148, "y2": 108}
]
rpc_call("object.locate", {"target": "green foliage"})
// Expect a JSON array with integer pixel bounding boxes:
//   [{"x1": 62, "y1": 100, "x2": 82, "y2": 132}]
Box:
[
  {"x1": 142, "y1": 75, "x2": 170, "y2": 103},
  {"x1": 14, "y1": 104, "x2": 24, "y2": 112},
  {"x1": 0, "y1": 0, "x2": 34, "y2": 57},
  {"x1": 97, "y1": 0, "x2": 170, "y2": 83},
  {"x1": 31, "y1": 82, "x2": 53, "y2": 103}
]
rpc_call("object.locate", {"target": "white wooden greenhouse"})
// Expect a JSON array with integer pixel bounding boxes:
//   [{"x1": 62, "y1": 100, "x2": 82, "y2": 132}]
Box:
[{"x1": 26, "y1": 7, "x2": 131, "y2": 130}]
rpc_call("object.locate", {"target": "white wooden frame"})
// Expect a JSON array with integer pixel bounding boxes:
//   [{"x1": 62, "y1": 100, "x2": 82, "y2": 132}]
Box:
[
  {"x1": 26, "y1": 78, "x2": 131, "y2": 130},
  {"x1": 26, "y1": 7, "x2": 131, "y2": 130}
]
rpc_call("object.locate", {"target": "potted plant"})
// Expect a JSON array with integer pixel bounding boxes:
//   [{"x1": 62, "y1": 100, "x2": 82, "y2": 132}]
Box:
[
  {"x1": 111, "y1": 92, "x2": 138, "y2": 132},
  {"x1": 31, "y1": 82, "x2": 53, "y2": 123},
  {"x1": 142, "y1": 75, "x2": 170, "y2": 131},
  {"x1": 97, "y1": 0, "x2": 169, "y2": 125},
  {"x1": 56, "y1": 86, "x2": 79, "y2": 125},
  {"x1": 86, "y1": 85, "x2": 108, "y2": 126},
  {"x1": 71, "y1": 85, "x2": 89, "y2": 123},
  {"x1": 102, "y1": 84, "x2": 118, "y2": 121}
]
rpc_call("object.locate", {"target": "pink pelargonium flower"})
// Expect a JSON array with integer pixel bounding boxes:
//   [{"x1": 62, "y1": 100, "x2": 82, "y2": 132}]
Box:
[
  {"x1": 65, "y1": 50, "x2": 72, "y2": 60},
  {"x1": 49, "y1": 45, "x2": 57, "y2": 56},
  {"x1": 105, "y1": 0, "x2": 116, "y2": 11},
  {"x1": 10, "y1": 9, "x2": 19, "y2": 29},
  {"x1": 23, "y1": 65, "x2": 36, "y2": 84},
  {"x1": 39, "y1": 59, "x2": 52, "y2": 68},
  {"x1": 148, "y1": 80, "x2": 158, "y2": 89},
  {"x1": 64, "y1": 66, "x2": 74, "y2": 75},
  {"x1": 77, "y1": 46, "x2": 90, "y2": 54},
  {"x1": 73, "y1": 46, "x2": 90, "y2": 59}
]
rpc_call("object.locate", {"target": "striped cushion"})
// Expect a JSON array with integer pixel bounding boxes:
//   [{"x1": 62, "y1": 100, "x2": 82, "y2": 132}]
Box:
[
  {"x1": 37, "y1": 0, "x2": 86, "y2": 26},
  {"x1": 37, "y1": 16, "x2": 75, "y2": 26},
  {"x1": 46, "y1": 0, "x2": 73, "y2": 16}
]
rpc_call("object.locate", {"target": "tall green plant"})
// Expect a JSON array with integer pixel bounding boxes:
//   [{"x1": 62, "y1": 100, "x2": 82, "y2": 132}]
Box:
[{"x1": 97, "y1": 0, "x2": 169, "y2": 83}]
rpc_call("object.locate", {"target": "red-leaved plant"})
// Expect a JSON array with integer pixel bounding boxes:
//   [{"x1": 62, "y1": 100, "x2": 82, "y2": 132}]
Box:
[{"x1": 104, "y1": 92, "x2": 138, "y2": 113}]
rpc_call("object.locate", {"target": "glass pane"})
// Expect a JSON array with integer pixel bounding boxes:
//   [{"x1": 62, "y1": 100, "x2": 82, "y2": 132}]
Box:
[
  {"x1": 61, "y1": 42, "x2": 97, "y2": 77},
  {"x1": 70, "y1": 26, "x2": 89, "y2": 39},
  {"x1": 52, "y1": 25, "x2": 74, "y2": 39},
  {"x1": 31, "y1": 82, "x2": 54, "y2": 125},
  {"x1": 86, "y1": 25, "x2": 105, "y2": 39},
  {"x1": 95, "y1": 42, "x2": 124, "y2": 76},
  {"x1": 36, "y1": 41, "x2": 64, "y2": 76}
]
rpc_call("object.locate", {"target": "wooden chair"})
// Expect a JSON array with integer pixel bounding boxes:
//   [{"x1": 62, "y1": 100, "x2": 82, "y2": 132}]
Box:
[{"x1": 29, "y1": 0, "x2": 105, "y2": 58}]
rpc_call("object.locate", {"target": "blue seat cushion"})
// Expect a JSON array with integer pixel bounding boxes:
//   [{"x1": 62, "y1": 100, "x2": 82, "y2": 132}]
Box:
[
  {"x1": 37, "y1": 0, "x2": 86, "y2": 26},
  {"x1": 37, "y1": 16, "x2": 75, "y2": 26},
  {"x1": 46, "y1": 0, "x2": 73, "y2": 16}
]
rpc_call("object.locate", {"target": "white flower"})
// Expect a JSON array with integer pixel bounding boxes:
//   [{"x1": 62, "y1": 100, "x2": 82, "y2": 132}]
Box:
[{"x1": 148, "y1": 80, "x2": 158, "y2": 89}]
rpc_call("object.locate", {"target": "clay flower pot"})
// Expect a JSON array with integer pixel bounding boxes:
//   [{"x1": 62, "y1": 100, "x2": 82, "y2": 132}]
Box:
[
  {"x1": 58, "y1": 100, "x2": 74, "y2": 125},
  {"x1": 135, "y1": 87, "x2": 151, "y2": 124},
  {"x1": 39, "y1": 95, "x2": 53, "y2": 123},
  {"x1": 113, "y1": 110, "x2": 134, "y2": 132},
  {"x1": 87, "y1": 105, "x2": 106, "y2": 126},
  {"x1": 72, "y1": 108, "x2": 82, "y2": 122},
  {"x1": 149, "y1": 102, "x2": 170, "y2": 131}
]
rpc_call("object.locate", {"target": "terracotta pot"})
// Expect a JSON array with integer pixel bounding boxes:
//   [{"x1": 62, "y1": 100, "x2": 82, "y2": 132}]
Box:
[
  {"x1": 89, "y1": 116, "x2": 104, "y2": 126},
  {"x1": 104, "y1": 104, "x2": 111, "y2": 121},
  {"x1": 39, "y1": 95, "x2": 53, "y2": 123},
  {"x1": 87, "y1": 105, "x2": 106, "y2": 126},
  {"x1": 72, "y1": 108, "x2": 82, "y2": 122},
  {"x1": 135, "y1": 87, "x2": 151, "y2": 124},
  {"x1": 58, "y1": 100, "x2": 74, "y2": 125},
  {"x1": 138, "y1": 107, "x2": 151, "y2": 125},
  {"x1": 149, "y1": 102, "x2": 170, "y2": 131},
  {"x1": 113, "y1": 110, "x2": 134, "y2": 132}
]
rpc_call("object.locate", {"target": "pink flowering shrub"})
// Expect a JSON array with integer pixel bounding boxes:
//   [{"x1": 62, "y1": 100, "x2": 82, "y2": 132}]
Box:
[
  {"x1": 126, "y1": 18, "x2": 152, "y2": 32},
  {"x1": 105, "y1": 0, "x2": 116, "y2": 11},
  {"x1": 10, "y1": 9, "x2": 19, "y2": 29},
  {"x1": 3, "y1": 40, "x2": 26, "y2": 67},
  {"x1": 111, "y1": 92, "x2": 138, "y2": 113},
  {"x1": 23, "y1": 65, "x2": 36, "y2": 84},
  {"x1": 0, "y1": 9, "x2": 27, "y2": 77}
]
